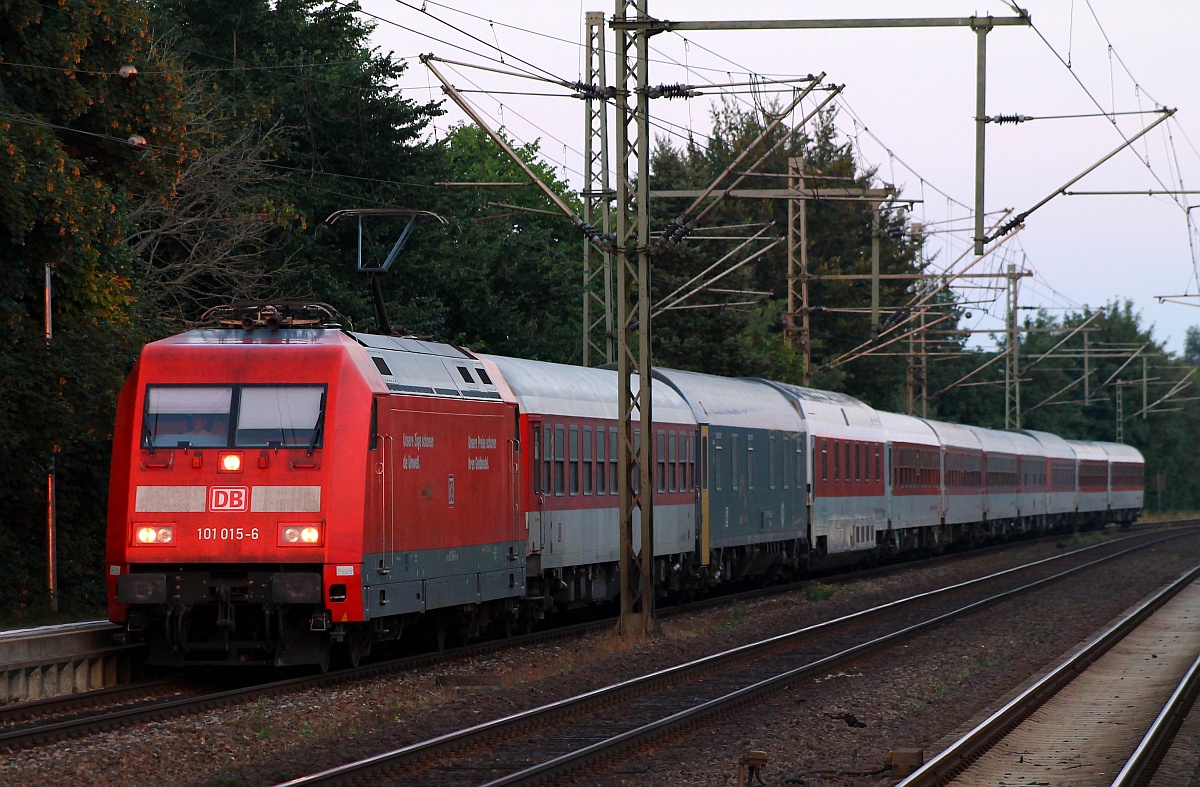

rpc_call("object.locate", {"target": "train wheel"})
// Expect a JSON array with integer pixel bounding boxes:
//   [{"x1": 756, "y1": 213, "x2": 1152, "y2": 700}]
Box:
[
  {"x1": 435, "y1": 618, "x2": 451, "y2": 651},
  {"x1": 316, "y1": 639, "x2": 331, "y2": 673},
  {"x1": 333, "y1": 641, "x2": 362, "y2": 669}
]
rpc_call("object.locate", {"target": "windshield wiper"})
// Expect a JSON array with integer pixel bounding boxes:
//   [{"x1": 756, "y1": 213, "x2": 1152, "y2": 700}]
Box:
[
  {"x1": 307, "y1": 409, "x2": 326, "y2": 456},
  {"x1": 142, "y1": 411, "x2": 156, "y2": 455}
]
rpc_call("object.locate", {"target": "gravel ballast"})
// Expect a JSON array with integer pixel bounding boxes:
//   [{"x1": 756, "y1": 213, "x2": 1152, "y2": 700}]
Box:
[{"x1": 0, "y1": 530, "x2": 1193, "y2": 787}]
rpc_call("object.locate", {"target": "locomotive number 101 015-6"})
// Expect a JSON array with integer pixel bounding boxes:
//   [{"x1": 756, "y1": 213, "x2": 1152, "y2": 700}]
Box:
[{"x1": 196, "y1": 527, "x2": 261, "y2": 541}]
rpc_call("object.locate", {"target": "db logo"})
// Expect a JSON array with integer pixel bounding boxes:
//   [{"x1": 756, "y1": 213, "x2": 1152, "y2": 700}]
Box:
[{"x1": 209, "y1": 486, "x2": 249, "y2": 511}]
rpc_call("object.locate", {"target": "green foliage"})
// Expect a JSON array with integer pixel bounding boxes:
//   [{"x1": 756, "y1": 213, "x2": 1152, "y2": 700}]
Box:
[
  {"x1": 804, "y1": 582, "x2": 836, "y2": 603},
  {"x1": 648, "y1": 102, "x2": 942, "y2": 403},
  {"x1": 142, "y1": 0, "x2": 445, "y2": 320},
  {"x1": 371, "y1": 124, "x2": 584, "y2": 361},
  {"x1": 0, "y1": 0, "x2": 189, "y2": 619},
  {"x1": 5, "y1": 1, "x2": 1200, "y2": 620}
]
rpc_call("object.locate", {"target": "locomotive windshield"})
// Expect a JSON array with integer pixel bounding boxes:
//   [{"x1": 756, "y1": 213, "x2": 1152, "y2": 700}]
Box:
[
  {"x1": 143, "y1": 385, "x2": 326, "y2": 449},
  {"x1": 235, "y1": 386, "x2": 325, "y2": 447}
]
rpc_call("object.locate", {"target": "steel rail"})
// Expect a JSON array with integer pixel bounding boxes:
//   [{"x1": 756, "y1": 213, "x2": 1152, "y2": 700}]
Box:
[
  {"x1": 0, "y1": 520, "x2": 1186, "y2": 747},
  {"x1": 273, "y1": 528, "x2": 1195, "y2": 787},
  {"x1": 0, "y1": 620, "x2": 114, "y2": 640},
  {"x1": 0, "y1": 677, "x2": 182, "y2": 726},
  {"x1": 6, "y1": 523, "x2": 1167, "y2": 740},
  {"x1": 0, "y1": 615, "x2": 615, "y2": 751},
  {"x1": 1111, "y1": 649, "x2": 1200, "y2": 786},
  {"x1": 898, "y1": 564, "x2": 1200, "y2": 787}
]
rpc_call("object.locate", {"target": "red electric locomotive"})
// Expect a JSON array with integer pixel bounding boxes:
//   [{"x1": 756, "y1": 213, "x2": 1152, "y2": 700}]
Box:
[{"x1": 106, "y1": 304, "x2": 525, "y2": 667}]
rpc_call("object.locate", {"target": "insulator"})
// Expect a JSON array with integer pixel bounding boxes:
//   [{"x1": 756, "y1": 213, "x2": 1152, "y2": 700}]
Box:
[
  {"x1": 571, "y1": 82, "x2": 613, "y2": 101},
  {"x1": 648, "y1": 83, "x2": 697, "y2": 100},
  {"x1": 990, "y1": 114, "x2": 1031, "y2": 124}
]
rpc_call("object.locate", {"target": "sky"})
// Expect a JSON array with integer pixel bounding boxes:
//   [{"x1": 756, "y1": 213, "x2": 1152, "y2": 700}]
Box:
[{"x1": 356, "y1": 0, "x2": 1200, "y2": 353}]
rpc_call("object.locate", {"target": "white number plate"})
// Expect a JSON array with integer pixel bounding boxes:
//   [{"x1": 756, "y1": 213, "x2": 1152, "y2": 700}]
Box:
[{"x1": 196, "y1": 527, "x2": 260, "y2": 541}]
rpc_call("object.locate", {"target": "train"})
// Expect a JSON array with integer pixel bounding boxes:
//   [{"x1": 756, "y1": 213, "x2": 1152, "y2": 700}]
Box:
[{"x1": 105, "y1": 303, "x2": 1144, "y2": 668}]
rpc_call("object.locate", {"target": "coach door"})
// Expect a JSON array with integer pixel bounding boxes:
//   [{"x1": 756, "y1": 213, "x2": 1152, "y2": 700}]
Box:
[
  {"x1": 507, "y1": 405, "x2": 521, "y2": 556},
  {"x1": 371, "y1": 396, "x2": 396, "y2": 574},
  {"x1": 699, "y1": 424, "x2": 710, "y2": 566},
  {"x1": 528, "y1": 419, "x2": 546, "y2": 554}
]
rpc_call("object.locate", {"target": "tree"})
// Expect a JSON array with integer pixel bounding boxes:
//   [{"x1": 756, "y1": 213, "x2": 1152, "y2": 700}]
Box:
[
  {"x1": 1184, "y1": 325, "x2": 1200, "y2": 366},
  {"x1": 648, "y1": 102, "x2": 934, "y2": 405},
  {"x1": 0, "y1": 0, "x2": 189, "y2": 615},
  {"x1": 365, "y1": 123, "x2": 585, "y2": 362},
  {"x1": 144, "y1": 0, "x2": 444, "y2": 322}
]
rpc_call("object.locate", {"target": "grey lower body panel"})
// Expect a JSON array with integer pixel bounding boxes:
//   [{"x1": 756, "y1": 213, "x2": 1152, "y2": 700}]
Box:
[{"x1": 361, "y1": 540, "x2": 525, "y2": 618}]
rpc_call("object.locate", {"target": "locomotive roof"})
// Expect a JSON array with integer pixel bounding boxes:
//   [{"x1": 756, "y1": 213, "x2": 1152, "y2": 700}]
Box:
[
  {"x1": 919, "y1": 418, "x2": 982, "y2": 451},
  {"x1": 652, "y1": 370, "x2": 804, "y2": 431},
  {"x1": 351, "y1": 333, "x2": 471, "y2": 358},
  {"x1": 480, "y1": 355, "x2": 695, "y2": 424},
  {"x1": 349, "y1": 333, "x2": 502, "y2": 400},
  {"x1": 160, "y1": 327, "x2": 354, "y2": 346},
  {"x1": 1018, "y1": 428, "x2": 1077, "y2": 460}
]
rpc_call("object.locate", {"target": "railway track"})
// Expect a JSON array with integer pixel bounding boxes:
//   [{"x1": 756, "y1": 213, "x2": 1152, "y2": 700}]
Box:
[
  {"x1": 898, "y1": 563, "x2": 1200, "y2": 786},
  {"x1": 270, "y1": 525, "x2": 1198, "y2": 786},
  {"x1": 4, "y1": 522, "x2": 1150, "y2": 748}
]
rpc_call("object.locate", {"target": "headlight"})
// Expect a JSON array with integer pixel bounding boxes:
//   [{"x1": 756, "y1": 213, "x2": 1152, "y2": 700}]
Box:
[
  {"x1": 135, "y1": 525, "x2": 174, "y2": 545},
  {"x1": 219, "y1": 452, "x2": 243, "y2": 473},
  {"x1": 280, "y1": 522, "x2": 322, "y2": 546}
]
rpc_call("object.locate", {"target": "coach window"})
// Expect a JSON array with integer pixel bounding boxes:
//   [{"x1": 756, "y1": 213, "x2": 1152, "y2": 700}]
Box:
[
  {"x1": 682, "y1": 433, "x2": 690, "y2": 491},
  {"x1": 532, "y1": 426, "x2": 542, "y2": 493},
  {"x1": 669, "y1": 432, "x2": 678, "y2": 492},
  {"x1": 796, "y1": 439, "x2": 805, "y2": 489},
  {"x1": 854, "y1": 442, "x2": 861, "y2": 483},
  {"x1": 608, "y1": 427, "x2": 618, "y2": 494},
  {"x1": 747, "y1": 435, "x2": 755, "y2": 490},
  {"x1": 875, "y1": 445, "x2": 882, "y2": 483},
  {"x1": 569, "y1": 426, "x2": 580, "y2": 495},
  {"x1": 769, "y1": 434, "x2": 778, "y2": 490},
  {"x1": 713, "y1": 432, "x2": 724, "y2": 491},
  {"x1": 821, "y1": 439, "x2": 828, "y2": 483},
  {"x1": 595, "y1": 428, "x2": 605, "y2": 494},
  {"x1": 781, "y1": 437, "x2": 789, "y2": 490},
  {"x1": 145, "y1": 386, "x2": 234, "y2": 450},
  {"x1": 583, "y1": 427, "x2": 593, "y2": 495},
  {"x1": 731, "y1": 434, "x2": 740, "y2": 491},
  {"x1": 656, "y1": 431, "x2": 667, "y2": 493},
  {"x1": 833, "y1": 441, "x2": 840, "y2": 486},
  {"x1": 543, "y1": 425, "x2": 553, "y2": 494},
  {"x1": 554, "y1": 425, "x2": 566, "y2": 496},
  {"x1": 689, "y1": 434, "x2": 696, "y2": 490},
  {"x1": 681, "y1": 434, "x2": 689, "y2": 490}
]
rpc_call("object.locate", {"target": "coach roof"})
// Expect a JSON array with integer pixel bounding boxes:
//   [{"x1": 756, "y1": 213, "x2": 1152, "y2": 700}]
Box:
[
  {"x1": 654, "y1": 370, "x2": 804, "y2": 431},
  {"x1": 481, "y1": 355, "x2": 694, "y2": 424}
]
